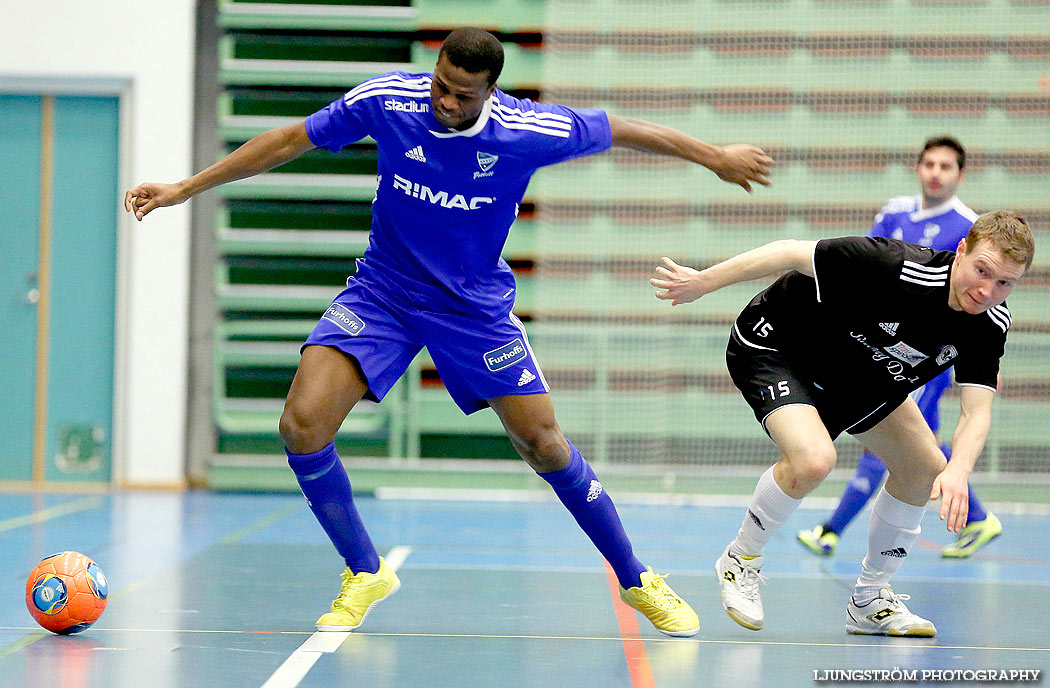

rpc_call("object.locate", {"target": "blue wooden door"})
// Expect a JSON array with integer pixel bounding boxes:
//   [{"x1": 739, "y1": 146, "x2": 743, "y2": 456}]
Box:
[
  {"x1": 0, "y1": 94, "x2": 119, "y2": 483},
  {"x1": 0, "y1": 95, "x2": 42, "y2": 480}
]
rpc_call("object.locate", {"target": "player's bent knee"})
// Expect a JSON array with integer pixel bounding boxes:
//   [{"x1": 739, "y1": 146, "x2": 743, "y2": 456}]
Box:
[
  {"x1": 799, "y1": 461, "x2": 835, "y2": 486},
  {"x1": 916, "y1": 456, "x2": 946, "y2": 488},
  {"x1": 788, "y1": 448, "x2": 837, "y2": 488},
  {"x1": 279, "y1": 406, "x2": 335, "y2": 454},
  {"x1": 513, "y1": 429, "x2": 570, "y2": 474}
]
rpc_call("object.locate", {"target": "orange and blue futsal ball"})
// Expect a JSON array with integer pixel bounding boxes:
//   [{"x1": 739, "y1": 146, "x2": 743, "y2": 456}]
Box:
[{"x1": 25, "y1": 551, "x2": 108, "y2": 634}]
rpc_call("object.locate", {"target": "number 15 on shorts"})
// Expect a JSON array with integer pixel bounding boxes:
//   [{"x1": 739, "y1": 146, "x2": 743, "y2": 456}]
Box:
[{"x1": 762, "y1": 380, "x2": 790, "y2": 400}]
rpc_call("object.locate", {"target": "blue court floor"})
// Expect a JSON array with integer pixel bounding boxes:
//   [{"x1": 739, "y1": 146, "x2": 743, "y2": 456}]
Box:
[{"x1": 1, "y1": 489, "x2": 1048, "y2": 687}]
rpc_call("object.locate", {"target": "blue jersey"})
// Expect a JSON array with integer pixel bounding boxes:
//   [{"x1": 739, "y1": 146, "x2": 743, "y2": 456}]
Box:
[
  {"x1": 867, "y1": 194, "x2": 978, "y2": 425},
  {"x1": 305, "y1": 72, "x2": 612, "y2": 317},
  {"x1": 868, "y1": 194, "x2": 977, "y2": 251}
]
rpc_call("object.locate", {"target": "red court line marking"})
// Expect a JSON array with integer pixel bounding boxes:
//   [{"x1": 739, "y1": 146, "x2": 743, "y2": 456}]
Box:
[{"x1": 603, "y1": 561, "x2": 657, "y2": 688}]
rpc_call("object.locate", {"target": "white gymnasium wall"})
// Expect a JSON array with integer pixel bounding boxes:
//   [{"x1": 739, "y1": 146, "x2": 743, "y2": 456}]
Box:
[{"x1": 0, "y1": 1, "x2": 198, "y2": 486}]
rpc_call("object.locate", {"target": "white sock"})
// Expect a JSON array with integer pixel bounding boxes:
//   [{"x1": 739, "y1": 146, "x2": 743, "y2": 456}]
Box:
[
  {"x1": 730, "y1": 465, "x2": 802, "y2": 558},
  {"x1": 854, "y1": 488, "x2": 926, "y2": 604}
]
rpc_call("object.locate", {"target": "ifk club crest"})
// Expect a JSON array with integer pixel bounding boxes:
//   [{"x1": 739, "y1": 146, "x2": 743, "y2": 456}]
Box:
[{"x1": 477, "y1": 151, "x2": 499, "y2": 172}]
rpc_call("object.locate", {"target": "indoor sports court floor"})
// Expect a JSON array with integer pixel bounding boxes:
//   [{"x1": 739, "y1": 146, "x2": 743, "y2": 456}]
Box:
[{"x1": 1, "y1": 489, "x2": 1048, "y2": 687}]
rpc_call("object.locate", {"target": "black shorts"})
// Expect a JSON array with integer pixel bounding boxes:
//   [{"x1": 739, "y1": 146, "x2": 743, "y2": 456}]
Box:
[{"x1": 725, "y1": 322, "x2": 903, "y2": 440}]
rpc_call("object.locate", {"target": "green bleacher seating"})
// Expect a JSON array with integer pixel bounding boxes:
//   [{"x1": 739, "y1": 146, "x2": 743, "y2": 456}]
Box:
[{"x1": 208, "y1": 2, "x2": 1050, "y2": 477}]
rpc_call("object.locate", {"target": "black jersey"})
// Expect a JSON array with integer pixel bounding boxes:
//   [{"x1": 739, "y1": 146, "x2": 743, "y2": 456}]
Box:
[{"x1": 732, "y1": 237, "x2": 1008, "y2": 405}]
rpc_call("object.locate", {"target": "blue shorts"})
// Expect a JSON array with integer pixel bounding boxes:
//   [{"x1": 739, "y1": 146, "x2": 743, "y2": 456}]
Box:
[{"x1": 302, "y1": 279, "x2": 550, "y2": 414}]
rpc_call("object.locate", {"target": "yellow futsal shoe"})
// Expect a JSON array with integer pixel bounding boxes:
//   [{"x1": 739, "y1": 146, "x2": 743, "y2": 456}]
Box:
[
  {"x1": 797, "y1": 525, "x2": 839, "y2": 556},
  {"x1": 619, "y1": 567, "x2": 700, "y2": 637},
  {"x1": 941, "y1": 512, "x2": 1003, "y2": 558},
  {"x1": 316, "y1": 556, "x2": 401, "y2": 631}
]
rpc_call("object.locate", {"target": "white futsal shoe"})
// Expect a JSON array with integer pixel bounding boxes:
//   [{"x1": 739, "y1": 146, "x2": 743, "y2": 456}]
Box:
[
  {"x1": 715, "y1": 546, "x2": 766, "y2": 630},
  {"x1": 846, "y1": 588, "x2": 936, "y2": 637}
]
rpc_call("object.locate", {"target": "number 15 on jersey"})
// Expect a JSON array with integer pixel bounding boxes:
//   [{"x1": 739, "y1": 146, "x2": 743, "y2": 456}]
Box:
[{"x1": 762, "y1": 381, "x2": 791, "y2": 400}]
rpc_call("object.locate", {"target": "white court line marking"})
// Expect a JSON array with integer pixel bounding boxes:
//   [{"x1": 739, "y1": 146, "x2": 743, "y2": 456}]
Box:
[
  {"x1": 261, "y1": 650, "x2": 325, "y2": 688},
  {"x1": 0, "y1": 496, "x2": 104, "y2": 533},
  {"x1": 0, "y1": 626, "x2": 1046, "y2": 652},
  {"x1": 390, "y1": 562, "x2": 1050, "y2": 585},
  {"x1": 384, "y1": 545, "x2": 411, "y2": 570},
  {"x1": 374, "y1": 487, "x2": 1050, "y2": 515},
  {"x1": 260, "y1": 546, "x2": 411, "y2": 688}
]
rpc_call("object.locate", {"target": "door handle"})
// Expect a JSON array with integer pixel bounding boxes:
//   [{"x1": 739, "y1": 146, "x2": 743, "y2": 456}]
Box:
[{"x1": 25, "y1": 288, "x2": 40, "y2": 305}]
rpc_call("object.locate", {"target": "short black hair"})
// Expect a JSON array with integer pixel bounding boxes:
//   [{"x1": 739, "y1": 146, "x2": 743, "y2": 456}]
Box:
[
  {"x1": 438, "y1": 28, "x2": 504, "y2": 86},
  {"x1": 919, "y1": 135, "x2": 966, "y2": 170}
]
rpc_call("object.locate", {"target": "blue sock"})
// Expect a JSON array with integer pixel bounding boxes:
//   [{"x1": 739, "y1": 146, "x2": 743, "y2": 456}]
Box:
[
  {"x1": 825, "y1": 451, "x2": 887, "y2": 535},
  {"x1": 966, "y1": 484, "x2": 987, "y2": 524},
  {"x1": 538, "y1": 441, "x2": 647, "y2": 589},
  {"x1": 286, "y1": 443, "x2": 380, "y2": 574},
  {"x1": 943, "y1": 443, "x2": 988, "y2": 524}
]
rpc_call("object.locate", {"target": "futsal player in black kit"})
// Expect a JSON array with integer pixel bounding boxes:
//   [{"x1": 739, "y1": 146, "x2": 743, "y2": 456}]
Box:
[{"x1": 650, "y1": 210, "x2": 1033, "y2": 636}]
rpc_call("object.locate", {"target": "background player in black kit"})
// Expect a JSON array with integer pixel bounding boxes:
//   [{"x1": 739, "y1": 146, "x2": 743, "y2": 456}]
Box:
[{"x1": 650, "y1": 211, "x2": 1033, "y2": 637}]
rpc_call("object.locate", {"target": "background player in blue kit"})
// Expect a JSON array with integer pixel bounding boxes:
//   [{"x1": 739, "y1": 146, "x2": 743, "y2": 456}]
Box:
[
  {"x1": 797, "y1": 136, "x2": 1002, "y2": 559},
  {"x1": 125, "y1": 28, "x2": 773, "y2": 636}
]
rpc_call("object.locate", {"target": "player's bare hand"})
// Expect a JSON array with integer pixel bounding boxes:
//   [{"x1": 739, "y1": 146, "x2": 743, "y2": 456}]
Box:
[
  {"x1": 714, "y1": 144, "x2": 773, "y2": 193},
  {"x1": 930, "y1": 466, "x2": 969, "y2": 533},
  {"x1": 650, "y1": 257, "x2": 707, "y2": 306},
  {"x1": 124, "y1": 182, "x2": 187, "y2": 221}
]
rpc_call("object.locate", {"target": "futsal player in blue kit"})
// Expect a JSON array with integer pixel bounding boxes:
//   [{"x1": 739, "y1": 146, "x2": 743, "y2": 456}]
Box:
[
  {"x1": 125, "y1": 28, "x2": 773, "y2": 636},
  {"x1": 797, "y1": 136, "x2": 1002, "y2": 559}
]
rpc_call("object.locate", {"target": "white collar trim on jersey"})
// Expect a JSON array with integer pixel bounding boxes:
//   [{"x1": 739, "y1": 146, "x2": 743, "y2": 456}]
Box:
[
  {"x1": 428, "y1": 96, "x2": 494, "y2": 138},
  {"x1": 909, "y1": 195, "x2": 963, "y2": 222}
]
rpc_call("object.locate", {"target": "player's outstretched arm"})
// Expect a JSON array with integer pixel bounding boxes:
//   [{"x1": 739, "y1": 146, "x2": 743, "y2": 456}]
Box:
[
  {"x1": 930, "y1": 385, "x2": 994, "y2": 533},
  {"x1": 650, "y1": 239, "x2": 815, "y2": 305},
  {"x1": 607, "y1": 114, "x2": 773, "y2": 192},
  {"x1": 124, "y1": 122, "x2": 316, "y2": 221}
]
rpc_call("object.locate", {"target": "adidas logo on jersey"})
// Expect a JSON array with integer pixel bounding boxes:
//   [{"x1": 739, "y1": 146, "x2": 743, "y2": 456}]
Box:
[
  {"x1": 586, "y1": 479, "x2": 604, "y2": 502},
  {"x1": 517, "y1": 368, "x2": 536, "y2": 386},
  {"x1": 880, "y1": 547, "x2": 908, "y2": 558},
  {"x1": 880, "y1": 322, "x2": 899, "y2": 336},
  {"x1": 404, "y1": 145, "x2": 427, "y2": 162},
  {"x1": 900, "y1": 260, "x2": 949, "y2": 287}
]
